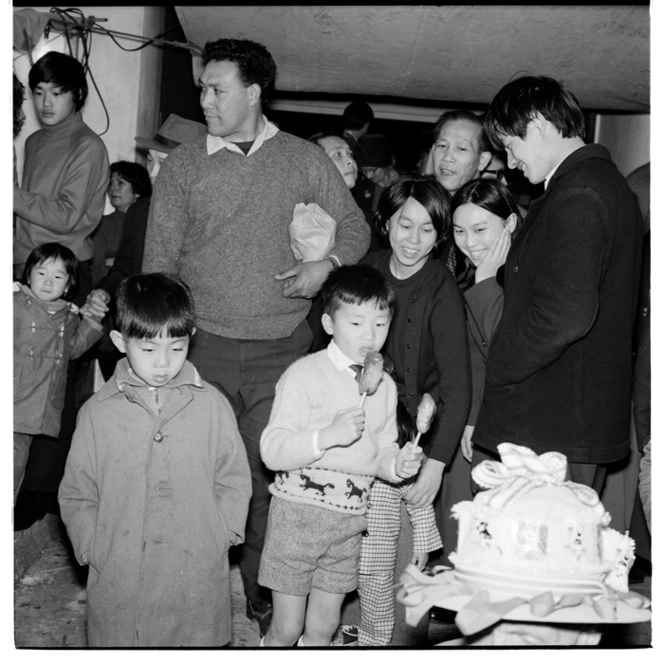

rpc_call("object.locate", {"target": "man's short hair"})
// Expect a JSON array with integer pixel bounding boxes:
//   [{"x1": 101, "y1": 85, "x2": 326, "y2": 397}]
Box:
[
  {"x1": 484, "y1": 75, "x2": 585, "y2": 148},
  {"x1": 321, "y1": 264, "x2": 396, "y2": 319},
  {"x1": 110, "y1": 161, "x2": 153, "y2": 200},
  {"x1": 433, "y1": 109, "x2": 490, "y2": 154},
  {"x1": 115, "y1": 273, "x2": 196, "y2": 340},
  {"x1": 201, "y1": 38, "x2": 277, "y2": 103},
  {"x1": 28, "y1": 51, "x2": 88, "y2": 112},
  {"x1": 342, "y1": 101, "x2": 374, "y2": 130}
]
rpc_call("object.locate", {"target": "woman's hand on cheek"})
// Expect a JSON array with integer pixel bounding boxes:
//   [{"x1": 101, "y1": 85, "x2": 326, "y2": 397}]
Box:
[{"x1": 475, "y1": 227, "x2": 511, "y2": 283}]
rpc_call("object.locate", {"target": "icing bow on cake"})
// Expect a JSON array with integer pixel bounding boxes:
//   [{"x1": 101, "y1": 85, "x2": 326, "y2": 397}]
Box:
[{"x1": 473, "y1": 442, "x2": 600, "y2": 508}]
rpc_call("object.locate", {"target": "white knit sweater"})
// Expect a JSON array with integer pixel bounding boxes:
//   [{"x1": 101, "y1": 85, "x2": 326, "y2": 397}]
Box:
[{"x1": 261, "y1": 347, "x2": 400, "y2": 514}]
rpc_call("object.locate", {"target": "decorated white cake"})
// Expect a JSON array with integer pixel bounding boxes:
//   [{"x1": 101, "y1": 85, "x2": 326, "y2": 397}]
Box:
[{"x1": 449, "y1": 443, "x2": 635, "y2": 594}]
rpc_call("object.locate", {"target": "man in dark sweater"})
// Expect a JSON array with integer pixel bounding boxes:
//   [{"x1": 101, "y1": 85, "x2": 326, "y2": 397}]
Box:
[
  {"x1": 473, "y1": 75, "x2": 642, "y2": 492},
  {"x1": 142, "y1": 38, "x2": 370, "y2": 636}
]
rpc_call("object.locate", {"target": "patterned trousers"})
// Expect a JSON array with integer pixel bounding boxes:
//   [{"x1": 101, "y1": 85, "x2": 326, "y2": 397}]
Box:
[{"x1": 357, "y1": 477, "x2": 442, "y2": 646}]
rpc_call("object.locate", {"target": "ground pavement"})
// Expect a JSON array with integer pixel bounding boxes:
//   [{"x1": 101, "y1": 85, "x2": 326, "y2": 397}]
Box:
[{"x1": 14, "y1": 517, "x2": 651, "y2": 649}]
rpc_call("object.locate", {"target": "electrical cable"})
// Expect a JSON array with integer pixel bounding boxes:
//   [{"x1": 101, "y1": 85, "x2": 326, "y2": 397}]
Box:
[{"x1": 15, "y1": 6, "x2": 202, "y2": 137}]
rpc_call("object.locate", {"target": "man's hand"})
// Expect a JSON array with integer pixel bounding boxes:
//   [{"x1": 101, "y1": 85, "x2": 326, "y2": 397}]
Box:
[
  {"x1": 318, "y1": 407, "x2": 366, "y2": 450},
  {"x1": 275, "y1": 259, "x2": 334, "y2": 299},
  {"x1": 404, "y1": 458, "x2": 445, "y2": 508},
  {"x1": 395, "y1": 442, "x2": 423, "y2": 479},
  {"x1": 460, "y1": 425, "x2": 474, "y2": 463}
]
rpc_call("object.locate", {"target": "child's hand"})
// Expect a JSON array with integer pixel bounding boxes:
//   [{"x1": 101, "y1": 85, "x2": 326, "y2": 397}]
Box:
[
  {"x1": 411, "y1": 551, "x2": 429, "y2": 571},
  {"x1": 395, "y1": 442, "x2": 423, "y2": 479},
  {"x1": 318, "y1": 407, "x2": 365, "y2": 450},
  {"x1": 89, "y1": 288, "x2": 111, "y2": 305},
  {"x1": 80, "y1": 291, "x2": 110, "y2": 319},
  {"x1": 475, "y1": 227, "x2": 511, "y2": 283}
]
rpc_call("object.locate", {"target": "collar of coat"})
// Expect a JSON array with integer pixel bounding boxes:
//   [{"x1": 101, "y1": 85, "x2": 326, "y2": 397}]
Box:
[
  {"x1": 16, "y1": 283, "x2": 77, "y2": 315},
  {"x1": 94, "y1": 358, "x2": 204, "y2": 402},
  {"x1": 545, "y1": 143, "x2": 612, "y2": 192}
]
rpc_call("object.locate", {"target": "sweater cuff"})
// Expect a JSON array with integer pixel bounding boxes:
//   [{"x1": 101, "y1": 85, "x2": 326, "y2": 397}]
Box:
[
  {"x1": 388, "y1": 457, "x2": 400, "y2": 482},
  {"x1": 85, "y1": 317, "x2": 104, "y2": 332},
  {"x1": 312, "y1": 431, "x2": 325, "y2": 458},
  {"x1": 327, "y1": 254, "x2": 341, "y2": 267}
]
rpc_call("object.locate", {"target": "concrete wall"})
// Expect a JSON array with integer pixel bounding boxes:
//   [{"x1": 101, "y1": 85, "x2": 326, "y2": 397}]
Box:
[
  {"x1": 594, "y1": 113, "x2": 650, "y2": 177},
  {"x1": 13, "y1": 6, "x2": 165, "y2": 209}
]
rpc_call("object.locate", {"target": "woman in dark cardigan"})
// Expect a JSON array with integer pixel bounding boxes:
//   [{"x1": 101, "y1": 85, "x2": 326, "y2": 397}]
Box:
[{"x1": 361, "y1": 174, "x2": 471, "y2": 559}]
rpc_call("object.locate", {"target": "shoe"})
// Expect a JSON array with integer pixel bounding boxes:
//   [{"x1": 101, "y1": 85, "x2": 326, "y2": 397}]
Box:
[
  {"x1": 430, "y1": 606, "x2": 456, "y2": 625},
  {"x1": 332, "y1": 624, "x2": 358, "y2": 646},
  {"x1": 14, "y1": 490, "x2": 48, "y2": 532},
  {"x1": 246, "y1": 599, "x2": 273, "y2": 637}
]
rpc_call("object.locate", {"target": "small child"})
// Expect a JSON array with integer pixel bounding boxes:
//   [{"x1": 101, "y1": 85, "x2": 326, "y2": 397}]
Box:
[
  {"x1": 13, "y1": 243, "x2": 107, "y2": 504},
  {"x1": 339, "y1": 403, "x2": 443, "y2": 646},
  {"x1": 258, "y1": 264, "x2": 423, "y2": 647},
  {"x1": 58, "y1": 273, "x2": 252, "y2": 647}
]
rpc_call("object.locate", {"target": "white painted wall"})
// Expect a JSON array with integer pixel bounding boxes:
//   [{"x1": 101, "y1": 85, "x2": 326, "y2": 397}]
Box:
[
  {"x1": 13, "y1": 6, "x2": 165, "y2": 210},
  {"x1": 594, "y1": 113, "x2": 650, "y2": 177}
]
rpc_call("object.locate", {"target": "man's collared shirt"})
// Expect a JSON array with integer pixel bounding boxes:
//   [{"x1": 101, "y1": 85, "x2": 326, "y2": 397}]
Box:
[
  {"x1": 544, "y1": 145, "x2": 584, "y2": 190},
  {"x1": 206, "y1": 115, "x2": 279, "y2": 157}
]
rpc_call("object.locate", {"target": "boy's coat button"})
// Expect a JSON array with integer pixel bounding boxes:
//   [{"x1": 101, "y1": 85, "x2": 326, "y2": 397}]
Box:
[{"x1": 153, "y1": 432, "x2": 164, "y2": 442}]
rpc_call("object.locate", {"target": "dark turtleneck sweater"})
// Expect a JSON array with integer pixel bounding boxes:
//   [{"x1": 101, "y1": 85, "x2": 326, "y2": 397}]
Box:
[{"x1": 14, "y1": 112, "x2": 110, "y2": 265}]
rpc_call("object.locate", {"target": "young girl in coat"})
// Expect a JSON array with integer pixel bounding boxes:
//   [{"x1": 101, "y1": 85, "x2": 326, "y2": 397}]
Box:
[
  {"x1": 13, "y1": 243, "x2": 107, "y2": 504},
  {"x1": 437, "y1": 178, "x2": 523, "y2": 564},
  {"x1": 350, "y1": 174, "x2": 470, "y2": 645}
]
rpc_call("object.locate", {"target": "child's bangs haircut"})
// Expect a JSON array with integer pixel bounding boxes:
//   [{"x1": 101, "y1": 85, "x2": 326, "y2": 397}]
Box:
[
  {"x1": 321, "y1": 264, "x2": 396, "y2": 319},
  {"x1": 115, "y1": 273, "x2": 196, "y2": 340},
  {"x1": 484, "y1": 75, "x2": 585, "y2": 150},
  {"x1": 23, "y1": 243, "x2": 79, "y2": 300},
  {"x1": 28, "y1": 51, "x2": 88, "y2": 112},
  {"x1": 375, "y1": 174, "x2": 451, "y2": 249}
]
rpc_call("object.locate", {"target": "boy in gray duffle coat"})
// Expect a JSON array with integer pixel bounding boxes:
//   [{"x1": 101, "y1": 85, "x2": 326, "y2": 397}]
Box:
[{"x1": 59, "y1": 273, "x2": 252, "y2": 647}]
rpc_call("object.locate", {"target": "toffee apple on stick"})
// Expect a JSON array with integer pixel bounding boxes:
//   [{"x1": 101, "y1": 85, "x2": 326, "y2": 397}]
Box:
[
  {"x1": 358, "y1": 351, "x2": 384, "y2": 408},
  {"x1": 413, "y1": 393, "x2": 436, "y2": 450}
]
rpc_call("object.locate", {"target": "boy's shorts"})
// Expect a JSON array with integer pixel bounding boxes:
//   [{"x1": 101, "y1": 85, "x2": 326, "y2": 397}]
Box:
[{"x1": 258, "y1": 497, "x2": 367, "y2": 596}]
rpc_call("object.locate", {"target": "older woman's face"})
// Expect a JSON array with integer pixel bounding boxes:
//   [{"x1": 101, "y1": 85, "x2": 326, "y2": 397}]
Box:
[
  {"x1": 317, "y1": 136, "x2": 357, "y2": 188},
  {"x1": 108, "y1": 173, "x2": 138, "y2": 213}
]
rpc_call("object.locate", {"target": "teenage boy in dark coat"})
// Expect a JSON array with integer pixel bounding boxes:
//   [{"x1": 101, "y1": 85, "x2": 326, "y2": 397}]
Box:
[{"x1": 473, "y1": 75, "x2": 642, "y2": 492}]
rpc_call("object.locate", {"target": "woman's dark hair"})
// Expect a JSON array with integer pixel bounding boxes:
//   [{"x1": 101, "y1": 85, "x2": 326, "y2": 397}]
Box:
[
  {"x1": 13, "y1": 73, "x2": 25, "y2": 137},
  {"x1": 28, "y1": 51, "x2": 88, "y2": 112},
  {"x1": 22, "y1": 243, "x2": 79, "y2": 300},
  {"x1": 484, "y1": 75, "x2": 585, "y2": 149},
  {"x1": 115, "y1": 273, "x2": 196, "y2": 340},
  {"x1": 307, "y1": 131, "x2": 350, "y2": 148},
  {"x1": 201, "y1": 38, "x2": 277, "y2": 103},
  {"x1": 110, "y1": 161, "x2": 152, "y2": 199},
  {"x1": 375, "y1": 174, "x2": 451, "y2": 250},
  {"x1": 451, "y1": 178, "x2": 523, "y2": 227},
  {"x1": 449, "y1": 178, "x2": 524, "y2": 292}
]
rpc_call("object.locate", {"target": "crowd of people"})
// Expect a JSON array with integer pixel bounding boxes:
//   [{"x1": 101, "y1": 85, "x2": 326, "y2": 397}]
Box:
[{"x1": 13, "y1": 36, "x2": 650, "y2": 648}]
